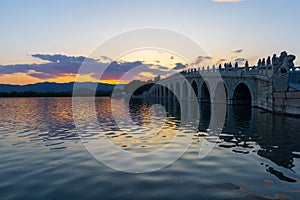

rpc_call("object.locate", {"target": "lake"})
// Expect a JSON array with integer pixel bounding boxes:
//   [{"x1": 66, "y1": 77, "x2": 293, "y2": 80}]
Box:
[{"x1": 1, "y1": 97, "x2": 300, "y2": 199}]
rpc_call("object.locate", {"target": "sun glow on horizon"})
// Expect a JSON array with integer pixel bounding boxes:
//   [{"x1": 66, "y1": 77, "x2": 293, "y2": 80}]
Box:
[
  {"x1": 0, "y1": 73, "x2": 42, "y2": 85},
  {"x1": 99, "y1": 79, "x2": 130, "y2": 85},
  {"x1": 0, "y1": 72, "x2": 132, "y2": 86}
]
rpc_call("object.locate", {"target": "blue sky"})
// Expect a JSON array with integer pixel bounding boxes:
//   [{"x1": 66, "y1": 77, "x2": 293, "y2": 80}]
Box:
[{"x1": 0, "y1": 0, "x2": 300, "y2": 84}]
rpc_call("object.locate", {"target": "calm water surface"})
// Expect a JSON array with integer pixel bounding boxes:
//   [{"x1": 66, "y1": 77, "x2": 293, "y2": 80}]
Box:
[{"x1": 1, "y1": 97, "x2": 300, "y2": 199}]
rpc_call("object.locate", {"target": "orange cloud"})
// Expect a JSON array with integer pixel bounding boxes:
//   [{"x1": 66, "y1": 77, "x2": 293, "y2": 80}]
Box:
[
  {"x1": 99, "y1": 79, "x2": 129, "y2": 85},
  {"x1": 139, "y1": 72, "x2": 156, "y2": 78},
  {"x1": 0, "y1": 72, "x2": 112, "y2": 85},
  {"x1": 0, "y1": 73, "x2": 41, "y2": 85}
]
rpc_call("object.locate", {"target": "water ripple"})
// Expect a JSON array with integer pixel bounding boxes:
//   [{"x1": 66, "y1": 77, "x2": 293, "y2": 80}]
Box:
[{"x1": 0, "y1": 97, "x2": 300, "y2": 199}]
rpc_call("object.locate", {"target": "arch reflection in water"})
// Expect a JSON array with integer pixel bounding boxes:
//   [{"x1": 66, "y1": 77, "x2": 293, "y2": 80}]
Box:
[
  {"x1": 143, "y1": 96, "x2": 300, "y2": 182},
  {"x1": 222, "y1": 105, "x2": 300, "y2": 182}
]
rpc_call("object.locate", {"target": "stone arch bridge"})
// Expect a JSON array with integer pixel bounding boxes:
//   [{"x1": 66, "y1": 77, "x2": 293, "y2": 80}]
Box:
[{"x1": 147, "y1": 52, "x2": 300, "y2": 115}]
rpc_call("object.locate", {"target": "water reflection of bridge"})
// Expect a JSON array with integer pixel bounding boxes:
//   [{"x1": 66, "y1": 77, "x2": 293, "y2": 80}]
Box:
[{"x1": 140, "y1": 98, "x2": 300, "y2": 182}]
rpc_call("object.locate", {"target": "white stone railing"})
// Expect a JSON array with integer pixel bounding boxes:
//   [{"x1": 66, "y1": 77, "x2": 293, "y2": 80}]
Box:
[{"x1": 175, "y1": 64, "x2": 300, "y2": 80}]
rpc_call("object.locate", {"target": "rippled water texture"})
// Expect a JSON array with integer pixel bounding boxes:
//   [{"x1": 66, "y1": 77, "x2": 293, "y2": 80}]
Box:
[{"x1": 1, "y1": 97, "x2": 300, "y2": 199}]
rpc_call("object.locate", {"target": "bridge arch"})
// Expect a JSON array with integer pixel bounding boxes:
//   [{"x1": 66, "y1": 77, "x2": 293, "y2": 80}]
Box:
[
  {"x1": 200, "y1": 81, "x2": 211, "y2": 103},
  {"x1": 232, "y1": 81, "x2": 253, "y2": 105},
  {"x1": 175, "y1": 82, "x2": 181, "y2": 100},
  {"x1": 214, "y1": 81, "x2": 228, "y2": 102},
  {"x1": 191, "y1": 80, "x2": 199, "y2": 98},
  {"x1": 165, "y1": 84, "x2": 169, "y2": 99},
  {"x1": 170, "y1": 83, "x2": 174, "y2": 99},
  {"x1": 182, "y1": 81, "x2": 189, "y2": 100},
  {"x1": 159, "y1": 86, "x2": 161, "y2": 97}
]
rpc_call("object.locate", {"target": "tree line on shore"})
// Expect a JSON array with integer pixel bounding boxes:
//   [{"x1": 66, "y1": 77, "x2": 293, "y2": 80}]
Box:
[{"x1": 0, "y1": 75, "x2": 160, "y2": 97}]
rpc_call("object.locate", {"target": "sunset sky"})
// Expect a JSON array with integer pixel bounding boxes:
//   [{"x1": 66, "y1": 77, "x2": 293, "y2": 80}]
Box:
[{"x1": 1, "y1": 0, "x2": 300, "y2": 85}]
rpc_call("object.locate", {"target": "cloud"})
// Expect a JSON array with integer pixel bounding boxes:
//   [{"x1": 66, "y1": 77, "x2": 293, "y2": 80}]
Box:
[
  {"x1": 3, "y1": 53, "x2": 253, "y2": 84},
  {"x1": 31, "y1": 54, "x2": 90, "y2": 63},
  {"x1": 173, "y1": 63, "x2": 187, "y2": 70},
  {"x1": 213, "y1": 0, "x2": 243, "y2": 2},
  {"x1": 138, "y1": 72, "x2": 156, "y2": 78},
  {"x1": 0, "y1": 54, "x2": 176, "y2": 83},
  {"x1": 235, "y1": 58, "x2": 247, "y2": 64},
  {"x1": 148, "y1": 64, "x2": 170, "y2": 71},
  {"x1": 193, "y1": 56, "x2": 213, "y2": 65},
  {"x1": 97, "y1": 55, "x2": 113, "y2": 63},
  {"x1": 195, "y1": 56, "x2": 213, "y2": 62},
  {"x1": 232, "y1": 49, "x2": 243, "y2": 54},
  {"x1": 0, "y1": 54, "x2": 131, "y2": 79},
  {"x1": 99, "y1": 60, "x2": 146, "y2": 80},
  {"x1": 216, "y1": 58, "x2": 227, "y2": 65}
]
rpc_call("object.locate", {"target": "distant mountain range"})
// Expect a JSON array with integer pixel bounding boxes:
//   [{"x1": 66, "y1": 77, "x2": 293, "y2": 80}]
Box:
[{"x1": 0, "y1": 82, "x2": 122, "y2": 93}]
